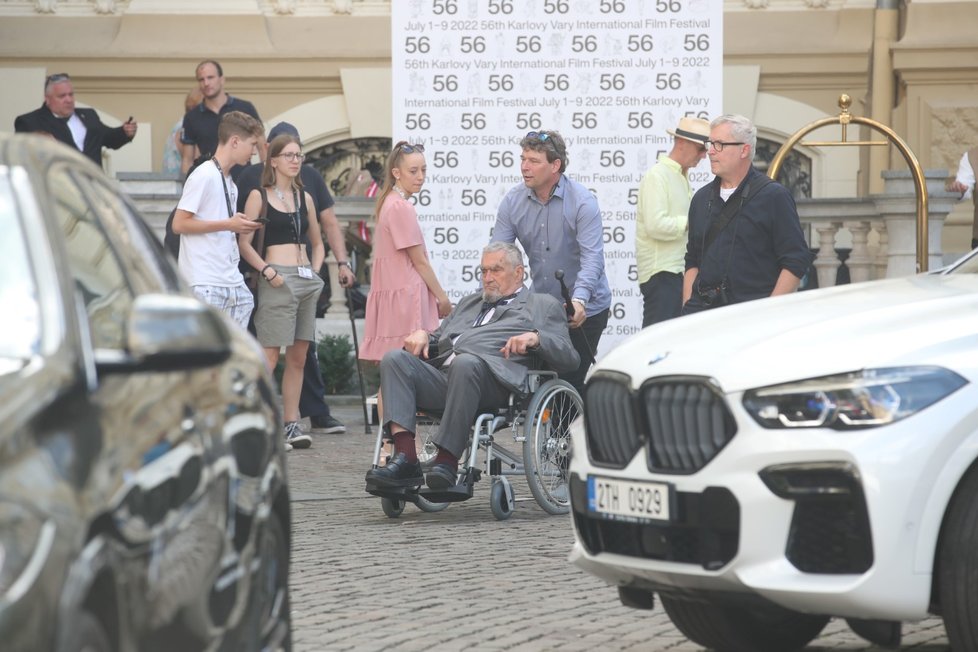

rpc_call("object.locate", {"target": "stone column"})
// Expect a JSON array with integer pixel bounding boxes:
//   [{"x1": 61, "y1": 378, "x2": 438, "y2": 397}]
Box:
[{"x1": 874, "y1": 169, "x2": 957, "y2": 277}]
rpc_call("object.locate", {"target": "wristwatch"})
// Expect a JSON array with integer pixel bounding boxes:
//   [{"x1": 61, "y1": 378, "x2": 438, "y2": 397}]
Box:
[
  {"x1": 338, "y1": 261, "x2": 354, "y2": 270},
  {"x1": 571, "y1": 298, "x2": 586, "y2": 310}
]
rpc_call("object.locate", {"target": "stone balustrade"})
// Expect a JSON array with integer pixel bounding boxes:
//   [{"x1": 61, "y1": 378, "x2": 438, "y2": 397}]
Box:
[{"x1": 796, "y1": 169, "x2": 960, "y2": 288}]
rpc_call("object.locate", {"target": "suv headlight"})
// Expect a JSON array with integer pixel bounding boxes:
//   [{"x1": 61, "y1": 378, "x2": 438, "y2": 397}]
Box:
[{"x1": 743, "y1": 366, "x2": 967, "y2": 429}]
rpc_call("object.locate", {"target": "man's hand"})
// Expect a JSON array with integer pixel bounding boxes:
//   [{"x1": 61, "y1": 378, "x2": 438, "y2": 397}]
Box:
[
  {"x1": 123, "y1": 117, "x2": 137, "y2": 138},
  {"x1": 402, "y1": 329, "x2": 430, "y2": 358},
  {"x1": 568, "y1": 300, "x2": 586, "y2": 329},
  {"x1": 227, "y1": 212, "x2": 262, "y2": 234},
  {"x1": 948, "y1": 180, "x2": 970, "y2": 195},
  {"x1": 337, "y1": 265, "x2": 355, "y2": 288},
  {"x1": 501, "y1": 331, "x2": 540, "y2": 359}
]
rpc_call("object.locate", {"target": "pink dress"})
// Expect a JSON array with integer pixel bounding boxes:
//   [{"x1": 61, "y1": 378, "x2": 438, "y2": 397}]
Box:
[{"x1": 359, "y1": 193, "x2": 440, "y2": 362}]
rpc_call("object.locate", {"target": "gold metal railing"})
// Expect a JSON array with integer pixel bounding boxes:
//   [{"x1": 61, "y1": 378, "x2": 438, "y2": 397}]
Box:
[{"x1": 769, "y1": 94, "x2": 929, "y2": 272}]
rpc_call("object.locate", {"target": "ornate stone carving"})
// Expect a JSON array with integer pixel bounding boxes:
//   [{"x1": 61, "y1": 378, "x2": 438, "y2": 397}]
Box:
[
  {"x1": 804, "y1": 0, "x2": 830, "y2": 7},
  {"x1": 272, "y1": 0, "x2": 295, "y2": 14},
  {"x1": 35, "y1": 0, "x2": 57, "y2": 13},
  {"x1": 333, "y1": 0, "x2": 353, "y2": 14},
  {"x1": 743, "y1": 0, "x2": 769, "y2": 8},
  {"x1": 93, "y1": 0, "x2": 116, "y2": 14}
]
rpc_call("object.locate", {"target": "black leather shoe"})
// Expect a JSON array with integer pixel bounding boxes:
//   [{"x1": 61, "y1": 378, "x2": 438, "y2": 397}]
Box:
[
  {"x1": 365, "y1": 453, "x2": 423, "y2": 488},
  {"x1": 425, "y1": 463, "x2": 458, "y2": 490}
]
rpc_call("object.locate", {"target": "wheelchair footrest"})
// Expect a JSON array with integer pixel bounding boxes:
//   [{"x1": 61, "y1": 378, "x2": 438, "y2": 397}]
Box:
[
  {"x1": 419, "y1": 466, "x2": 477, "y2": 503},
  {"x1": 417, "y1": 483, "x2": 473, "y2": 503},
  {"x1": 365, "y1": 482, "x2": 425, "y2": 503}
]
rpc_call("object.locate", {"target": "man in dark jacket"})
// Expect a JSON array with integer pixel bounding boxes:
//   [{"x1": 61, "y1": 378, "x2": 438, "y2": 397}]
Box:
[
  {"x1": 14, "y1": 73, "x2": 136, "y2": 168},
  {"x1": 683, "y1": 114, "x2": 812, "y2": 314},
  {"x1": 365, "y1": 242, "x2": 579, "y2": 491}
]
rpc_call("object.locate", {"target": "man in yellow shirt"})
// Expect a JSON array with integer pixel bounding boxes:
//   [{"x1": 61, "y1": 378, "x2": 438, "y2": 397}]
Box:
[{"x1": 634, "y1": 117, "x2": 710, "y2": 327}]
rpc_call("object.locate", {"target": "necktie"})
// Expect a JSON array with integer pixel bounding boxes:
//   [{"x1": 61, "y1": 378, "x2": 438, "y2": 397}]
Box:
[
  {"x1": 476, "y1": 292, "x2": 519, "y2": 327},
  {"x1": 480, "y1": 292, "x2": 518, "y2": 314}
]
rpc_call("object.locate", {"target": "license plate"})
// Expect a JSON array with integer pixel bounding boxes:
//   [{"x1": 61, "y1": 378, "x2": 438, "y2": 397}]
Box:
[{"x1": 587, "y1": 475, "x2": 672, "y2": 522}]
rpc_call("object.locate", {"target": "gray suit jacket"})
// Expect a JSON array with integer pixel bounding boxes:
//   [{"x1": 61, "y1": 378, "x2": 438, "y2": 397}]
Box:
[{"x1": 427, "y1": 286, "x2": 579, "y2": 394}]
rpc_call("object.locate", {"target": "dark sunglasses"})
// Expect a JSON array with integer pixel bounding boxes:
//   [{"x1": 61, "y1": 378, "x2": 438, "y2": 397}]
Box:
[
  {"x1": 399, "y1": 143, "x2": 425, "y2": 154},
  {"x1": 525, "y1": 131, "x2": 551, "y2": 142}
]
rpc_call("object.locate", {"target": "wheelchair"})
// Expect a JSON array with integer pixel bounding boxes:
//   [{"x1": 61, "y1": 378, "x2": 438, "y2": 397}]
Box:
[{"x1": 365, "y1": 371, "x2": 583, "y2": 520}]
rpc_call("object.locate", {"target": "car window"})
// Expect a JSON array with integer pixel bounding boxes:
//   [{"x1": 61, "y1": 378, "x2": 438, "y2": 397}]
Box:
[
  {"x1": 49, "y1": 165, "x2": 132, "y2": 351},
  {"x1": 0, "y1": 173, "x2": 40, "y2": 368},
  {"x1": 75, "y1": 170, "x2": 180, "y2": 292}
]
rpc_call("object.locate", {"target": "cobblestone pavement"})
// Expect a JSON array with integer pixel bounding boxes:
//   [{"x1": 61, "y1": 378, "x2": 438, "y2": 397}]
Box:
[{"x1": 286, "y1": 402, "x2": 951, "y2": 652}]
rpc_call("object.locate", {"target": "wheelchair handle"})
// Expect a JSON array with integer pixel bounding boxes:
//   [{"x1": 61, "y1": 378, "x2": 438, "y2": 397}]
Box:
[{"x1": 555, "y1": 269, "x2": 575, "y2": 319}]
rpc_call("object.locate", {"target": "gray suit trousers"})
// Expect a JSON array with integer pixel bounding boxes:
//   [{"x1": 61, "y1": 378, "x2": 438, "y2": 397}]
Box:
[{"x1": 380, "y1": 349, "x2": 512, "y2": 459}]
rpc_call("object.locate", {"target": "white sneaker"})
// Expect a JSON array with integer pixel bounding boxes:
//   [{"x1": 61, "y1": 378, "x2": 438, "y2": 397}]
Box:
[{"x1": 285, "y1": 421, "x2": 312, "y2": 449}]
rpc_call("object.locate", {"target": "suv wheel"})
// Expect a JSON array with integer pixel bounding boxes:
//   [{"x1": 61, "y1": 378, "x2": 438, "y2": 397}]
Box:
[
  {"x1": 938, "y1": 464, "x2": 978, "y2": 650},
  {"x1": 661, "y1": 594, "x2": 829, "y2": 652}
]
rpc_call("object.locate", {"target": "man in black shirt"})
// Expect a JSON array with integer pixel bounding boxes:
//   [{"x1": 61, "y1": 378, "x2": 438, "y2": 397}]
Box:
[
  {"x1": 683, "y1": 114, "x2": 812, "y2": 314},
  {"x1": 181, "y1": 60, "x2": 263, "y2": 180}
]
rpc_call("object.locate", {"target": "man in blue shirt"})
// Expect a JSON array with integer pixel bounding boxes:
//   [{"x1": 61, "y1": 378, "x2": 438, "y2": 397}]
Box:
[
  {"x1": 492, "y1": 130, "x2": 611, "y2": 392},
  {"x1": 683, "y1": 115, "x2": 812, "y2": 313}
]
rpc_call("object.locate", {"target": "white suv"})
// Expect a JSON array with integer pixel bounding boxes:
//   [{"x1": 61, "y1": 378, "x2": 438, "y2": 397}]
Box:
[{"x1": 568, "y1": 251, "x2": 978, "y2": 652}]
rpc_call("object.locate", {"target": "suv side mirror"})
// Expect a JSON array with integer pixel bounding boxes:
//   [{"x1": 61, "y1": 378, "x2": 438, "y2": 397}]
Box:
[{"x1": 97, "y1": 295, "x2": 232, "y2": 373}]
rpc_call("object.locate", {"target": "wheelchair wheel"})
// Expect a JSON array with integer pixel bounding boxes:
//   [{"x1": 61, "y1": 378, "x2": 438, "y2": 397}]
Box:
[
  {"x1": 522, "y1": 379, "x2": 582, "y2": 515},
  {"x1": 414, "y1": 415, "x2": 449, "y2": 513},
  {"x1": 416, "y1": 417, "x2": 439, "y2": 470},
  {"x1": 490, "y1": 478, "x2": 514, "y2": 521},
  {"x1": 381, "y1": 497, "x2": 404, "y2": 518},
  {"x1": 416, "y1": 496, "x2": 450, "y2": 513}
]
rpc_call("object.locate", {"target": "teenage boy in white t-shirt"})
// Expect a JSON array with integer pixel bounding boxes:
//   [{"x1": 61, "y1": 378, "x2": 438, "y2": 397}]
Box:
[{"x1": 173, "y1": 111, "x2": 264, "y2": 328}]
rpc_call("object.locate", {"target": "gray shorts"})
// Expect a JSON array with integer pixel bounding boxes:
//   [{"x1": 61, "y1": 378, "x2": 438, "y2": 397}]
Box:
[{"x1": 254, "y1": 265, "x2": 324, "y2": 347}]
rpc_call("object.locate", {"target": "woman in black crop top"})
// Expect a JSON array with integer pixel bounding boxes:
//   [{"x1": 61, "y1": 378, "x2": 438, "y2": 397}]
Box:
[{"x1": 239, "y1": 134, "x2": 325, "y2": 450}]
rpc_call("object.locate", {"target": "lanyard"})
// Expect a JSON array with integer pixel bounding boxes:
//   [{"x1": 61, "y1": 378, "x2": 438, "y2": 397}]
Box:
[
  {"x1": 211, "y1": 157, "x2": 234, "y2": 218},
  {"x1": 274, "y1": 186, "x2": 302, "y2": 244}
]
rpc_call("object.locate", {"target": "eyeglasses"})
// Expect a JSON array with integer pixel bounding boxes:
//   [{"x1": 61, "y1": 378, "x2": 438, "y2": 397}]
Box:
[
  {"x1": 399, "y1": 143, "x2": 425, "y2": 154},
  {"x1": 525, "y1": 131, "x2": 551, "y2": 142},
  {"x1": 276, "y1": 152, "x2": 304, "y2": 162},
  {"x1": 705, "y1": 140, "x2": 746, "y2": 152}
]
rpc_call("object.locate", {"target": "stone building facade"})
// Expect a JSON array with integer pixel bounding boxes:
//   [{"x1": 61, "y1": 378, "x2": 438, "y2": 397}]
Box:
[{"x1": 0, "y1": 0, "x2": 975, "y2": 248}]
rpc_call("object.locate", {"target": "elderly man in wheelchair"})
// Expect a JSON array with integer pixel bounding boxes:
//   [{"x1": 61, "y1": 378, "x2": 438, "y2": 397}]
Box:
[{"x1": 365, "y1": 242, "x2": 582, "y2": 519}]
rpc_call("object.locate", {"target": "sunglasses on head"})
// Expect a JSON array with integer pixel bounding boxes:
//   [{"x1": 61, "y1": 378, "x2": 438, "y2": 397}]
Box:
[
  {"x1": 399, "y1": 143, "x2": 425, "y2": 154},
  {"x1": 525, "y1": 131, "x2": 551, "y2": 142}
]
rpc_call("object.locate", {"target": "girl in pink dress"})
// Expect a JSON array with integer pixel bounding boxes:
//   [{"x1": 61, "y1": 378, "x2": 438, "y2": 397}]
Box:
[{"x1": 360, "y1": 141, "x2": 451, "y2": 364}]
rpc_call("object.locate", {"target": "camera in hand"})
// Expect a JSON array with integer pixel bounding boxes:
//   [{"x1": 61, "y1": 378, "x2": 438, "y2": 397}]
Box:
[{"x1": 697, "y1": 278, "x2": 731, "y2": 307}]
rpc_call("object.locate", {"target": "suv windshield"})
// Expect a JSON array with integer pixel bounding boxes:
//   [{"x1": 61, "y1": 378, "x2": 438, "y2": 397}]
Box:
[
  {"x1": 947, "y1": 249, "x2": 978, "y2": 274},
  {"x1": 0, "y1": 174, "x2": 41, "y2": 370}
]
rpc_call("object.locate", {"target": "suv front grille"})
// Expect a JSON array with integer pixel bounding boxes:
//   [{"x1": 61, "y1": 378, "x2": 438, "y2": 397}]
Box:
[
  {"x1": 583, "y1": 373, "x2": 736, "y2": 474},
  {"x1": 583, "y1": 374, "x2": 642, "y2": 467},
  {"x1": 642, "y1": 381, "x2": 736, "y2": 473}
]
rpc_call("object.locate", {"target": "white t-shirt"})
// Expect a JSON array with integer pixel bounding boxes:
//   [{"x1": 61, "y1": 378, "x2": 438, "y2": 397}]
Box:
[{"x1": 177, "y1": 160, "x2": 244, "y2": 287}]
